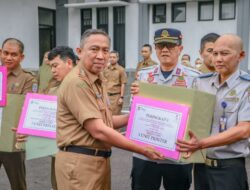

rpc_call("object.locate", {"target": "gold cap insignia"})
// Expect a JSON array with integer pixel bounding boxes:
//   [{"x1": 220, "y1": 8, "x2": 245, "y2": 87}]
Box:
[{"x1": 161, "y1": 30, "x2": 169, "y2": 38}]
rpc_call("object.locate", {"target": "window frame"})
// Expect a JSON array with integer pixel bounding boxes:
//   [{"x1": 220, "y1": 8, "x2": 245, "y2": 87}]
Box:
[
  {"x1": 219, "y1": 0, "x2": 236, "y2": 20},
  {"x1": 198, "y1": 1, "x2": 214, "y2": 21},
  {"x1": 152, "y1": 4, "x2": 166, "y2": 24},
  {"x1": 81, "y1": 8, "x2": 92, "y2": 34},
  {"x1": 171, "y1": 2, "x2": 186, "y2": 23}
]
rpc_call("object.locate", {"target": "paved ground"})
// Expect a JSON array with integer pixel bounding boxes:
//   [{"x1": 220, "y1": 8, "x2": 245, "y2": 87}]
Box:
[{"x1": 1, "y1": 148, "x2": 250, "y2": 190}]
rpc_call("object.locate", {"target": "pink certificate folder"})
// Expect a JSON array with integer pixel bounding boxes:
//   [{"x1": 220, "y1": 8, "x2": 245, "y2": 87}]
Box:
[
  {"x1": 126, "y1": 96, "x2": 190, "y2": 160},
  {"x1": 17, "y1": 93, "x2": 57, "y2": 139},
  {"x1": 0, "y1": 66, "x2": 7, "y2": 106}
]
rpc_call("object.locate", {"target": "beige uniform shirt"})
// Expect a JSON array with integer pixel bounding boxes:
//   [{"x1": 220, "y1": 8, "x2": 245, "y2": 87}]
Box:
[
  {"x1": 7, "y1": 65, "x2": 37, "y2": 94},
  {"x1": 198, "y1": 63, "x2": 215, "y2": 73},
  {"x1": 103, "y1": 64, "x2": 127, "y2": 93},
  {"x1": 136, "y1": 59, "x2": 158, "y2": 72},
  {"x1": 57, "y1": 64, "x2": 113, "y2": 150}
]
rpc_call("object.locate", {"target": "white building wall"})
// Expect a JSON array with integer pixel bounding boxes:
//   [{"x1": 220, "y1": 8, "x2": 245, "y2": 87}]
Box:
[
  {"x1": 125, "y1": 3, "x2": 140, "y2": 69},
  {"x1": 0, "y1": 0, "x2": 55, "y2": 70},
  {"x1": 148, "y1": 1, "x2": 236, "y2": 66}
]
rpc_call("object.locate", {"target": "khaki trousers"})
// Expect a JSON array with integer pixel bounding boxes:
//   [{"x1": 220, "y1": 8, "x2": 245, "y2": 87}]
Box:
[
  {"x1": 108, "y1": 94, "x2": 123, "y2": 115},
  {"x1": 55, "y1": 151, "x2": 111, "y2": 190}
]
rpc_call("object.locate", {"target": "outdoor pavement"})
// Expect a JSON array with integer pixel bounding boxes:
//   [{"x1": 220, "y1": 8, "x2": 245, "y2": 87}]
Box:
[{"x1": 1, "y1": 148, "x2": 250, "y2": 190}]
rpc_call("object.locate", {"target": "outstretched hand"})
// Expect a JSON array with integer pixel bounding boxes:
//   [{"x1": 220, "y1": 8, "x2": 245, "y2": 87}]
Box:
[
  {"x1": 176, "y1": 130, "x2": 201, "y2": 159},
  {"x1": 143, "y1": 146, "x2": 165, "y2": 160}
]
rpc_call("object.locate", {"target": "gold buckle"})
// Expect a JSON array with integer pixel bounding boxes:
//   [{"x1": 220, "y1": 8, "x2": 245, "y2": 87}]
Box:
[{"x1": 94, "y1": 149, "x2": 99, "y2": 156}]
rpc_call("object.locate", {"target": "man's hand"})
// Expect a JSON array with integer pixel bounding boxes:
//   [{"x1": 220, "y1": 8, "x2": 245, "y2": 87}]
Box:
[
  {"x1": 118, "y1": 97, "x2": 123, "y2": 105},
  {"x1": 131, "y1": 82, "x2": 139, "y2": 95},
  {"x1": 11, "y1": 128, "x2": 28, "y2": 142},
  {"x1": 143, "y1": 146, "x2": 165, "y2": 160},
  {"x1": 176, "y1": 131, "x2": 201, "y2": 159}
]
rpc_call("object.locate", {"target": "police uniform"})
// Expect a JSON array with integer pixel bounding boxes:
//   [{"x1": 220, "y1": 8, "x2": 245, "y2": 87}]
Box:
[
  {"x1": 132, "y1": 63, "x2": 200, "y2": 190},
  {"x1": 55, "y1": 64, "x2": 113, "y2": 190},
  {"x1": 0, "y1": 65, "x2": 37, "y2": 190},
  {"x1": 193, "y1": 70, "x2": 250, "y2": 190},
  {"x1": 103, "y1": 63, "x2": 127, "y2": 115}
]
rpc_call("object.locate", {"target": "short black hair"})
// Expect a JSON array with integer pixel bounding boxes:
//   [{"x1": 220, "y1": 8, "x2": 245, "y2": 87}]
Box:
[
  {"x1": 142, "y1": 44, "x2": 152, "y2": 52},
  {"x1": 110, "y1": 50, "x2": 119, "y2": 57},
  {"x1": 200, "y1": 33, "x2": 220, "y2": 52},
  {"x1": 48, "y1": 46, "x2": 76, "y2": 65},
  {"x1": 182, "y1": 54, "x2": 190, "y2": 61},
  {"x1": 2, "y1": 38, "x2": 24, "y2": 53}
]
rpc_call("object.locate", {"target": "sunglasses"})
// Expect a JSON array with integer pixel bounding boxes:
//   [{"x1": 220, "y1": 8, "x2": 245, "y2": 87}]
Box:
[{"x1": 155, "y1": 43, "x2": 178, "y2": 50}]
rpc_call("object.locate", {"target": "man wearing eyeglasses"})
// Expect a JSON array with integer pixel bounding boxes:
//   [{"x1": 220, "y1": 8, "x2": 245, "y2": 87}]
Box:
[{"x1": 130, "y1": 28, "x2": 200, "y2": 190}]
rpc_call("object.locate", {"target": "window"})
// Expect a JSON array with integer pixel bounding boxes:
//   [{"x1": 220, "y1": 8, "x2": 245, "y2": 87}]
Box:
[
  {"x1": 198, "y1": 1, "x2": 214, "y2": 21},
  {"x1": 172, "y1": 3, "x2": 186, "y2": 22},
  {"x1": 219, "y1": 0, "x2": 236, "y2": 20},
  {"x1": 153, "y1": 4, "x2": 166, "y2": 23},
  {"x1": 97, "y1": 8, "x2": 109, "y2": 33},
  {"x1": 81, "y1": 9, "x2": 92, "y2": 34},
  {"x1": 38, "y1": 7, "x2": 56, "y2": 65}
]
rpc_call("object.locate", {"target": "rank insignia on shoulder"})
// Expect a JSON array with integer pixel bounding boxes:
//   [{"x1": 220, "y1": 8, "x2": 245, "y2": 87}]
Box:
[
  {"x1": 198, "y1": 73, "x2": 214, "y2": 78},
  {"x1": 153, "y1": 67, "x2": 159, "y2": 74},
  {"x1": 239, "y1": 74, "x2": 250, "y2": 81}
]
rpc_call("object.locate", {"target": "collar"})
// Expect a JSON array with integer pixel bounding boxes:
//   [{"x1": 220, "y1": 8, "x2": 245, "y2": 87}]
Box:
[
  {"x1": 210, "y1": 70, "x2": 240, "y2": 89},
  {"x1": 8, "y1": 65, "x2": 22, "y2": 76},
  {"x1": 151, "y1": 63, "x2": 183, "y2": 76},
  {"x1": 79, "y1": 64, "x2": 103, "y2": 85},
  {"x1": 108, "y1": 63, "x2": 118, "y2": 70},
  {"x1": 142, "y1": 59, "x2": 153, "y2": 65}
]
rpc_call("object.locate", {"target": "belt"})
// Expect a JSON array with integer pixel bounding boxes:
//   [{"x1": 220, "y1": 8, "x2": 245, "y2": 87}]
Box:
[
  {"x1": 205, "y1": 157, "x2": 245, "y2": 168},
  {"x1": 60, "y1": 145, "x2": 112, "y2": 158},
  {"x1": 107, "y1": 92, "x2": 120, "y2": 96}
]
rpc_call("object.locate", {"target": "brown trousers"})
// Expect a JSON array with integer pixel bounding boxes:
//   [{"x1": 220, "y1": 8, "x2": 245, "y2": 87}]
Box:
[
  {"x1": 0, "y1": 151, "x2": 26, "y2": 190},
  {"x1": 55, "y1": 151, "x2": 111, "y2": 190},
  {"x1": 108, "y1": 94, "x2": 123, "y2": 115}
]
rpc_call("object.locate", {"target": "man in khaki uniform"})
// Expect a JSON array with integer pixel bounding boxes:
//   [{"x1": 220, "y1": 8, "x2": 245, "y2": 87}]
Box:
[
  {"x1": 135, "y1": 44, "x2": 157, "y2": 77},
  {"x1": 55, "y1": 29, "x2": 164, "y2": 190},
  {"x1": 38, "y1": 51, "x2": 58, "y2": 94},
  {"x1": 198, "y1": 33, "x2": 220, "y2": 73},
  {"x1": 0, "y1": 38, "x2": 37, "y2": 190},
  {"x1": 103, "y1": 50, "x2": 127, "y2": 115}
]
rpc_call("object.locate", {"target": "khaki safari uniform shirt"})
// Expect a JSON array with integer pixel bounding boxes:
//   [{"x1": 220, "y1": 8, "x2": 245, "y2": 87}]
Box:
[
  {"x1": 7, "y1": 65, "x2": 37, "y2": 94},
  {"x1": 193, "y1": 70, "x2": 250, "y2": 159},
  {"x1": 57, "y1": 64, "x2": 113, "y2": 150},
  {"x1": 103, "y1": 63, "x2": 127, "y2": 94},
  {"x1": 198, "y1": 63, "x2": 215, "y2": 74},
  {"x1": 135, "y1": 59, "x2": 158, "y2": 74},
  {"x1": 134, "y1": 63, "x2": 200, "y2": 164}
]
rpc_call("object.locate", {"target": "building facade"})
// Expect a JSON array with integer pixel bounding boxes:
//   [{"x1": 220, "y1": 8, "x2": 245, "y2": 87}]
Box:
[{"x1": 0, "y1": 0, "x2": 249, "y2": 72}]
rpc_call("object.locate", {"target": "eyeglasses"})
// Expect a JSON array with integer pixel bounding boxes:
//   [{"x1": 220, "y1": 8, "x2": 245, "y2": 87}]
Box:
[{"x1": 155, "y1": 43, "x2": 178, "y2": 50}]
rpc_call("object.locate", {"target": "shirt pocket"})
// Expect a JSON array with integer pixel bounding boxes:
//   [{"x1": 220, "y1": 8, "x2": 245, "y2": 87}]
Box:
[{"x1": 224, "y1": 101, "x2": 239, "y2": 114}]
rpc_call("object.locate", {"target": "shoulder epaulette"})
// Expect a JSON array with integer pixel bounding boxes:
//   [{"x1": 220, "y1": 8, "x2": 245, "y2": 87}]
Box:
[
  {"x1": 22, "y1": 69, "x2": 37, "y2": 76},
  {"x1": 239, "y1": 73, "x2": 250, "y2": 81},
  {"x1": 139, "y1": 65, "x2": 157, "y2": 71},
  {"x1": 198, "y1": 72, "x2": 214, "y2": 78}
]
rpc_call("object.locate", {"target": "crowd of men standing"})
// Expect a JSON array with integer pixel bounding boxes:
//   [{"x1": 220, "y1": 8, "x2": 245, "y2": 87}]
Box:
[{"x1": 0, "y1": 26, "x2": 250, "y2": 190}]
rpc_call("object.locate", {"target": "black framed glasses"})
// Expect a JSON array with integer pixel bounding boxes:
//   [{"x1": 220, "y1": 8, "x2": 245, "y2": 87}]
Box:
[{"x1": 155, "y1": 43, "x2": 178, "y2": 50}]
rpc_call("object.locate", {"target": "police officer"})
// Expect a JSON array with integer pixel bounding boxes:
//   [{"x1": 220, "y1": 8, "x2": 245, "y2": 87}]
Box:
[
  {"x1": 0, "y1": 38, "x2": 37, "y2": 190},
  {"x1": 131, "y1": 28, "x2": 200, "y2": 190},
  {"x1": 177, "y1": 34, "x2": 250, "y2": 190},
  {"x1": 55, "y1": 29, "x2": 164, "y2": 190},
  {"x1": 103, "y1": 50, "x2": 127, "y2": 115},
  {"x1": 135, "y1": 44, "x2": 157, "y2": 77},
  {"x1": 198, "y1": 33, "x2": 220, "y2": 73}
]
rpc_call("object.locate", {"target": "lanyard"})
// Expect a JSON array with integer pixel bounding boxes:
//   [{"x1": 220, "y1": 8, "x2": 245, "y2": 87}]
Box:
[{"x1": 219, "y1": 101, "x2": 227, "y2": 132}]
